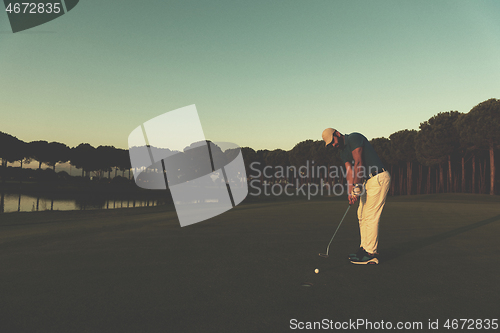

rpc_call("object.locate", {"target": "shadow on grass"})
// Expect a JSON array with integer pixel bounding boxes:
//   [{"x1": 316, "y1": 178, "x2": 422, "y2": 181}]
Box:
[{"x1": 382, "y1": 214, "x2": 500, "y2": 262}]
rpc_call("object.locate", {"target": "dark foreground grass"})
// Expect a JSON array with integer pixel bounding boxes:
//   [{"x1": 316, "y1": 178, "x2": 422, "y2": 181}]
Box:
[{"x1": 0, "y1": 194, "x2": 499, "y2": 332}]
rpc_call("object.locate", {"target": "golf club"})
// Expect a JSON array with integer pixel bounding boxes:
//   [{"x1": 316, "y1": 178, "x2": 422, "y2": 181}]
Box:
[{"x1": 319, "y1": 204, "x2": 351, "y2": 258}]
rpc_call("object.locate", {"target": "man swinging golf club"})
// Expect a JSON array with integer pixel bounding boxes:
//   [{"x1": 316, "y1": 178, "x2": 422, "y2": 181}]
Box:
[{"x1": 322, "y1": 128, "x2": 391, "y2": 265}]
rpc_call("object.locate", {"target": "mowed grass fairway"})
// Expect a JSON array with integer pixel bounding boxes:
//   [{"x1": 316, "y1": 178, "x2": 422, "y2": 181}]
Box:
[{"x1": 0, "y1": 194, "x2": 499, "y2": 332}]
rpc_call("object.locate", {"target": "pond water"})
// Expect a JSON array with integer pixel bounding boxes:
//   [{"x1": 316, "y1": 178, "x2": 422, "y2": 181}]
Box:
[{"x1": 0, "y1": 193, "x2": 166, "y2": 213}]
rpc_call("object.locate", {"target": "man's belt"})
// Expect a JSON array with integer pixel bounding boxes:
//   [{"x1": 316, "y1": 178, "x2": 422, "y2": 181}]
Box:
[{"x1": 368, "y1": 167, "x2": 387, "y2": 179}]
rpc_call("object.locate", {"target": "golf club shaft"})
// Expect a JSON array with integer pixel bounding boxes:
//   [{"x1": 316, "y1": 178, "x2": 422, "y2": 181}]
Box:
[{"x1": 324, "y1": 205, "x2": 350, "y2": 256}]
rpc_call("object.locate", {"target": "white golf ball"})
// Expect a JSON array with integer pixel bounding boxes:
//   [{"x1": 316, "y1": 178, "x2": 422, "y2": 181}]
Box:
[{"x1": 314, "y1": 269, "x2": 319, "y2": 274}]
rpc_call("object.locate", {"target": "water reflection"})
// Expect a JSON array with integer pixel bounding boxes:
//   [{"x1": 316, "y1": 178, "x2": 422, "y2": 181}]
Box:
[{"x1": 0, "y1": 192, "x2": 168, "y2": 213}]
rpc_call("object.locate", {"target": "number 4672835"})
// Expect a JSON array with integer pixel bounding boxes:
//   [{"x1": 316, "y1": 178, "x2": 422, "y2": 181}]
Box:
[{"x1": 5, "y1": 3, "x2": 61, "y2": 14}]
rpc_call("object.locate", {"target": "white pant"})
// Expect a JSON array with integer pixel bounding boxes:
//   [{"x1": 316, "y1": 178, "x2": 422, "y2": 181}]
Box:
[{"x1": 357, "y1": 171, "x2": 391, "y2": 254}]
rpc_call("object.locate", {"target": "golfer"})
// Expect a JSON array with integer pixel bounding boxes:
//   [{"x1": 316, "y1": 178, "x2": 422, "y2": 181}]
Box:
[{"x1": 322, "y1": 128, "x2": 390, "y2": 265}]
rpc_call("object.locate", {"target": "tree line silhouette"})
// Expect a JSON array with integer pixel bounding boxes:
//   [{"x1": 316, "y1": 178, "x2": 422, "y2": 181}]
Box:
[
  {"x1": 1, "y1": 98, "x2": 499, "y2": 195},
  {"x1": 242, "y1": 98, "x2": 500, "y2": 196},
  {"x1": 0, "y1": 138, "x2": 131, "y2": 181}
]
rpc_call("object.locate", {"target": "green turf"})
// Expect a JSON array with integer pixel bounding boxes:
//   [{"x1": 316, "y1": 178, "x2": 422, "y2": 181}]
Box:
[{"x1": 0, "y1": 194, "x2": 499, "y2": 332}]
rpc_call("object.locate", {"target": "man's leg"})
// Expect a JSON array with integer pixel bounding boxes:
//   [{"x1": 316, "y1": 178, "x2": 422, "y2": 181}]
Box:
[
  {"x1": 348, "y1": 185, "x2": 368, "y2": 259},
  {"x1": 357, "y1": 183, "x2": 367, "y2": 250},
  {"x1": 360, "y1": 172, "x2": 391, "y2": 255}
]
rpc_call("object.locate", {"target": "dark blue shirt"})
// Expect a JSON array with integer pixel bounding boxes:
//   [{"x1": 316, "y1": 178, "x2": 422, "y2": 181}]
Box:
[{"x1": 340, "y1": 133, "x2": 385, "y2": 170}]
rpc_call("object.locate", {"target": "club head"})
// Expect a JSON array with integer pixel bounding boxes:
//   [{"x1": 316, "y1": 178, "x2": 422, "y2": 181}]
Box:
[{"x1": 319, "y1": 253, "x2": 329, "y2": 258}]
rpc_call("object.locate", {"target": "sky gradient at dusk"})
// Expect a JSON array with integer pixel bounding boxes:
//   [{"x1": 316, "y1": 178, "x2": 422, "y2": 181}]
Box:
[{"x1": 1, "y1": 0, "x2": 499, "y2": 151}]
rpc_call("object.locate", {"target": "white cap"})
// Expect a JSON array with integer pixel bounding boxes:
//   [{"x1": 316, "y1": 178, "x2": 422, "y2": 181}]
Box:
[{"x1": 322, "y1": 128, "x2": 336, "y2": 147}]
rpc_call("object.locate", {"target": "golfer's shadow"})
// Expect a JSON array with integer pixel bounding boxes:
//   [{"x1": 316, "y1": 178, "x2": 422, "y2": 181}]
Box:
[{"x1": 382, "y1": 214, "x2": 500, "y2": 262}]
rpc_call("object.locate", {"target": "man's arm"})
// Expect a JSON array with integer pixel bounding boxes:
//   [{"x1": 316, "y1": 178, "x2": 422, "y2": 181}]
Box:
[
  {"x1": 352, "y1": 147, "x2": 364, "y2": 185},
  {"x1": 345, "y1": 147, "x2": 364, "y2": 204},
  {"x1": 345, "y1": 161, "x2": 353, "y2": 194},
  {"x1": 344, "y1": 161, "x2": 356, "y2": 205}
]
